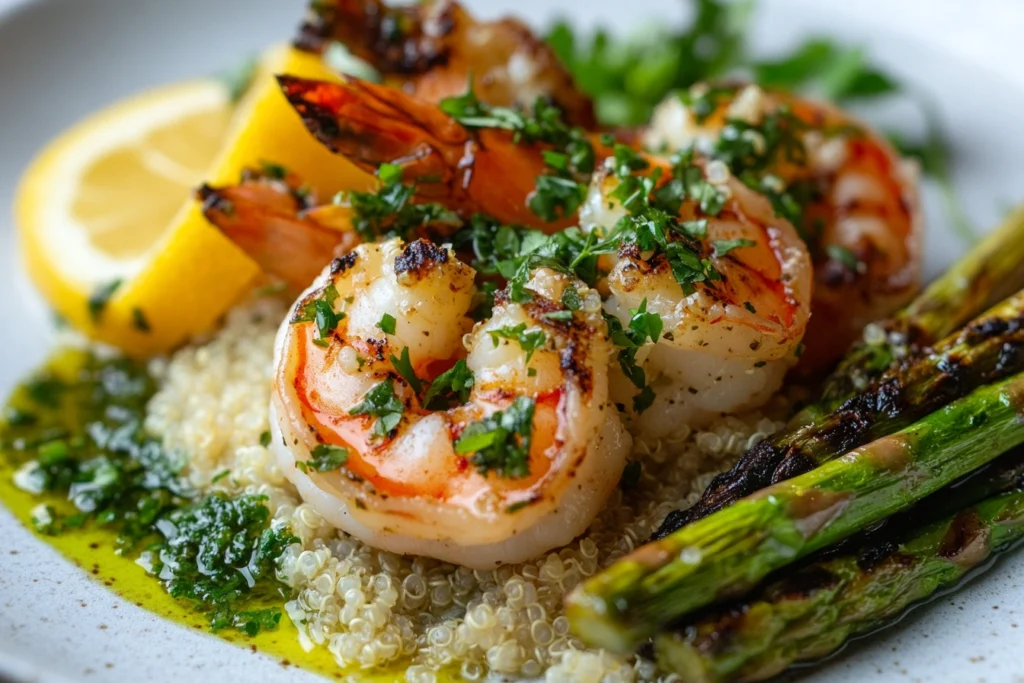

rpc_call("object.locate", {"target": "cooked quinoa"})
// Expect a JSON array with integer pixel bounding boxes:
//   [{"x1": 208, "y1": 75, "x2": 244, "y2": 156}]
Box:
[{"x1": 145, "y1": 298, "x2": 788, "y2": 683}]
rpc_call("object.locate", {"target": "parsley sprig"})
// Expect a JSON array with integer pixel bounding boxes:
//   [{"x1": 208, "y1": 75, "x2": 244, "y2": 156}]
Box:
[
  {"x1": 606, "y1": 299, "x2": 665, "y2": 412},
  {"x1": 341, "y1": 163, "x2": 460, "y2": 242},
  {"x1": 292, "y1": 284, "x2": 344, "y2": 347},
  {"x1": 349, "y1": 379, "x2": 405, "y2": 437},
  {"x1": 296, "y1": 443, "x2": 349, "y2": 473},
  {"x1": 488, "y1": 324, "x2": 549, "y2": 363},
  {"x1": 454, "y1": 397, "x2": 536, "y2": 479},
  {"x1": 440, "y1": 84, "x2": 597, "y2": 222}
]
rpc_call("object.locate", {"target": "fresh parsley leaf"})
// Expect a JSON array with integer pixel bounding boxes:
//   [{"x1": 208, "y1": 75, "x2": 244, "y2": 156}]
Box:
[
  {"x1": 488, "y1": 324, "x2": 548, "y2": 363},
  {"x1": 422, "y1": 360, "x2": 475, "y2": 409},
  {"x1": 131, "y1": 308, "x2": 151, "y2": 333},
  {"x1": 713, "y1": 238, "x2": 757, "y2": 256},
  {"x1": 628, "y1": 299, "x2": 664, "y2": 344},
  {"x1": 547, "y1": 0, "x2": 753, "y2": 126},
  {"x1": 88, "y1": 279, "x2": 123, "y2": 322},
  {"x1": 349, "y1": 379, "x2": 404, "y2": 437},
  {"x1": 377, "y1": 313, "x2": 397, "y2": 335},
  {"x1": 454, "y1": 396, "x2": 535, "y2": 479},
  {"x1": 389, "y1": 347, "x2": 423, "y2": 395},
  {"x1": 826, "y1": 243, "x2": 862, "y2": 271},
  {"x1": 301, "y1": 443, "x2": 349, "y2": 472},
  {"x1": 561, "y1": 286, "x2": 583, "y2": 311},
  {"x1": 529, "y1": 175, "x2": 586, "y2": 222},
  {"x1": 292, "y1": 285, "x2": 343, "y2": 347}
]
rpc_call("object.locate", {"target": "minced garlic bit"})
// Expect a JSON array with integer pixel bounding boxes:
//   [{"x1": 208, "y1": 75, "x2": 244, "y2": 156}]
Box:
[
  {"x1": 726, "y1": 85, "x2": 767, "y2": 125},
  {"x1": 145, "y1": 297, "x2": 786, "y2": 682}
]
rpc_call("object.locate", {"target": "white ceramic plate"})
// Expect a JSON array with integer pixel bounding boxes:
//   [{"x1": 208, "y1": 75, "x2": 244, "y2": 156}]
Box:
[{"x1": 2, "y1": 0, "x2": 1024, "y2": 681}]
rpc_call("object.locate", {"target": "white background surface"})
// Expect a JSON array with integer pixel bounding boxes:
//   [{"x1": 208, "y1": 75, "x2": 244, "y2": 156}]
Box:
[{"x1": 2, "y1": 1, "x2": 1024, "y2": 682}]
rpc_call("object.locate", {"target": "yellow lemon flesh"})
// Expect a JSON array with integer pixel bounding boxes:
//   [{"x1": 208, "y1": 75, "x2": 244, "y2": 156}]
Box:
[{"x1": 17, "y1": 46, "x2": 372, "y2": 356}]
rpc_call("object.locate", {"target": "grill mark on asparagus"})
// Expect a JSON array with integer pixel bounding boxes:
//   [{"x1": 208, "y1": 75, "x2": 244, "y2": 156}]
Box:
[{"x1": 653, "y1": 310, "x2": 1024, "y2": 541}]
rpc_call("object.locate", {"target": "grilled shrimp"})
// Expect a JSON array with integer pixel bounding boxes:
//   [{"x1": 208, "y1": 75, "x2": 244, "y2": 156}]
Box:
[
  {"x1": 294, "y1": 0, "x2": 596, "y2": 129},
  {"x1": 278, "y1": 74, "x2": 614, "y2": 230},
  {"x1": 580, "y1": 155, "x2": 812, "y2": 442},
  {"x1": 270, "y1": 237, "x2": 630, "y2": 568},
  {"x1": 645, "y1": 85, "x2": 922, "y2": 370},
  {"x1": 198, "y1": 166, "x2": 362, "y2": 289}
]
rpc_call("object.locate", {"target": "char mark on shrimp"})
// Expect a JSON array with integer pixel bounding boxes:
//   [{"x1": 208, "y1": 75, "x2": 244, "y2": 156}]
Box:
[{"x1": 394, "y1": 239, "x2": 450, "y2": 280}]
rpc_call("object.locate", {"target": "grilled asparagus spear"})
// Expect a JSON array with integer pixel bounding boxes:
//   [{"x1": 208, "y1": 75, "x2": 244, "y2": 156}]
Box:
[
  {"x1": 820, "y1": 205, "x2": 1024, "y2": 406},
  {"x1": 566, "y1": 371, "x2": 1024, "y2": 654},
  {"x1": 655, "y1": 451, "x2": 1024, "y2": 682},
  {"x1": 654, "y1": 289, "x2": 1024, "y2": 538}
]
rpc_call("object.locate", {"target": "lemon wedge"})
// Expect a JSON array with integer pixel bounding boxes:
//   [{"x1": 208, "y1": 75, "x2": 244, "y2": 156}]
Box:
[{"x1": 17, "y1": 46, "x2": 373, "y2": 356}]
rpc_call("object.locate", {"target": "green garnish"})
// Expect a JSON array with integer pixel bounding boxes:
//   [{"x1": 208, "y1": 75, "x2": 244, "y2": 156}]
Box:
[
  {"x1": 259, "y1": 160, "x2": 289, "y2": 180},
  {"x1": 349, "y1": 379, "x2": 404, "y2": 437},
  {"x1": 713, "y1": 238, "x2": 757, "y2": 257},
  {"x1": 454, "y1": 396, "x2": 536, "y2": 479},
  {"x1": 605, "y1": 299, "x2": 664, "y2": 413},
  {"x1": 561, "y1": 286, "x2": 583, "y2": 311},
  {"x1": 488, "y1": 323, "x2": 549, "y2": 363},
  {"x1": 826, "y1": 243, "x2": 862, "y2": 271},
  {"x1": 440, "y1": 83, "x2": 596, "y2": 223},
  {"x1": 377, "y1": 313, "x2": 397, "y2": 335},
  {"x1": 389, "y1": 347, "x2": 423, "y2": 395},
  {"x1": 87, "y1": 279, "x2": 123, "y2": 322},
  {"x1": 292, "y1": 284, "x2": 343, "y2": 347},
  {"x1": 131, "y1": 307, "x2": 151, "y2": 333},
  {"x1": 546, "y1": 0, "x2": 753, "y2": 126},
  {"x1": 259, "y1": 431, "x2": 272, "y2": 448},
  {"x1": 422, "y1": 360, "x2": 475, "y2": 410},
  {"x1": 298, "y1": 443, "x2": 349, "y2": 473},
  {"x1": 152, "y1": 494, "x2": 297, "y2": 635},
  {"x1": 1, "y1": 350, "x2": 296, "y2": 635},
  {"x1": 341, "y1": 163, "x2": 460, "y2": 242}
]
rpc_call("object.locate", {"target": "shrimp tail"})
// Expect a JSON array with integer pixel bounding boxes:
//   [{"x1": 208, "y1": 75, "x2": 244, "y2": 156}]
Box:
[
  {"x1": 292, "y1": 0, "x2": 596, "y2": 129},
  {"x1": 198, "y1": 178, "x2": 349, "y2": 290},
  {"x1": 278, "y1": 74, "x2": 561, "y2": 228}
]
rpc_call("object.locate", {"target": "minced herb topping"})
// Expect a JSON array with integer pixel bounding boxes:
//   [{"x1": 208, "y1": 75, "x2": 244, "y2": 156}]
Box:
[{"x1": 0, "y1": 349, "x2": 297, "y2": 635}]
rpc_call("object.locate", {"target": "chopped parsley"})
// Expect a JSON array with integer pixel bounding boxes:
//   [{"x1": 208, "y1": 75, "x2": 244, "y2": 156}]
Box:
[
  {"x1": 826, "y1": 243, "x2": 863, "y2": 272},
  {"x1": 454, "y1": 396, "x2": 536, "y2": 479},
  {"x1": 561, "y1": 286, "x2": 583, "y2": 311},
  {"x1": 296, "y1": 443, "x2": 349, "y2": 473},
  {"x1": 131, "y1": 307, "x2": 151, "y2": 333},
  {"x1": 1, "y1": 349, "x2": 297, "y2": 635},
  {"x1": 87, "y1": 279, "x2": 122, "y2": 322},
  {"x1": 292, "y1": 284, "x2": 343, "y2": 347},
  {"x1": 377, "y1": 313, "x2": 397, "y2": 335},
  {"x1": 389, "y1": 347, "x2": 423, "y2": 395},
  {"x1": 349, "y1": 379, "x2": 404, "y2": 437},
  {"x1": 440, "y1": 84, "x2": 596, "y2": 223},
  {"x1": 341, "y1": 163, "x2": 460, "y2": 242},
  {"x1": 488, "y1": 323, "x2": 548, "y2": 363},
  {"x1": 713, "y1": 238, "x2": 757, "y2": 257},
  {"x1": 605, "y1": 299, "x2": 665, "y2": 412},
  {"x1": 151, "y1": 494, "x2": 297, "y2": 634},
  {"x1": 422, "y1": 360, "x2": 475, "y2": 410},
  {"x1": 259, "y1": 430, "x2": 272, "y2": 448}
]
